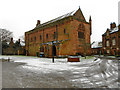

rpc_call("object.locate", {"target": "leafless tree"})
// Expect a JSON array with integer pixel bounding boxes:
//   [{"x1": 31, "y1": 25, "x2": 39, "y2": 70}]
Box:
[{"x1": 0, "y1": 28, "x2": 13, "y2": 42}]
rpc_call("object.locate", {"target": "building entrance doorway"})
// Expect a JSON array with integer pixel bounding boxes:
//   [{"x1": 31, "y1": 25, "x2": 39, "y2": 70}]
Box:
[{"x1": 40, "y1": 46, "x2": 44, "y2": 57}]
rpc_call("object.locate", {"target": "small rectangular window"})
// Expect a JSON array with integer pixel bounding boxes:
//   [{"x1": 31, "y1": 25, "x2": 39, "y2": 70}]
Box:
[
  {"x1": 107, "y1": 50, "x2": 110, "y2": 54},
  {"x1": 112, "y1": 39, "x2": 116, "y2": 46}
]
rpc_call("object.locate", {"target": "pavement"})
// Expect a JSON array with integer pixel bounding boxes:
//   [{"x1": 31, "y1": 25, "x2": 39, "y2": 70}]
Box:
[
  {"x1": 0, "y1": 55, "x2": 119, "y2": 88},
  {"x1": 0, "y1": 61, "x2": 2, "y2": 89},
  {"x1": 94, "y1": 55, "x2": 120, "y2": 60}
]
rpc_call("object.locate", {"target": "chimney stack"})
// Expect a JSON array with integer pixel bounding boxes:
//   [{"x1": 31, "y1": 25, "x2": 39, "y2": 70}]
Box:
[
  {"x1": 110, "y1": 22, "x2": 116, "y2": 29},
  {"x1": 11, "y1": 38, "x2": 13, "y2": 42},
  {"x1": 118, "y1": 24, "x2": 120, "y2": 31},
  {"x1": 36, "y1": 20, "x2": 40, "y2": 27},
  {"x1": 9, "y1": 37, "x2": 14, "y2": 46},
  {"x1": 89, "y1": 16, "x2": 92, "y2": 35},
  {"x1": 18, "y1": 39, "x2": 20, "y2": 44}
]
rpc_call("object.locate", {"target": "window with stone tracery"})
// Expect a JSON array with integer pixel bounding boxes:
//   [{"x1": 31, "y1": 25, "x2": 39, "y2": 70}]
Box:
[
  {"x1": 78, "y1": 24, "x2": 84, "y2": 31},
  {"x1": 78, "y1": 32, "x2": 84, "y2": 39}
]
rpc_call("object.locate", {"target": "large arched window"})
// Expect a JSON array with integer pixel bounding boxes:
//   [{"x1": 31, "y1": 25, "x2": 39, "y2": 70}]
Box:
[
  {"x1": 78, "y1": 24, "x2": 84, "y2": 31},
  {"x1": 78, "y1": 32, "x2": 84, "y2": 39},
  {"x1": 78, "y1": 23, "x2": 85, "y2": 39}
]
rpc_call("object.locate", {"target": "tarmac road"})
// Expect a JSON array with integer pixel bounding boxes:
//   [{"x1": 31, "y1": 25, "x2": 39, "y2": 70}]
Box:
[{"x1": 2, "y1": 62, "x2": 75, "y2": 88}]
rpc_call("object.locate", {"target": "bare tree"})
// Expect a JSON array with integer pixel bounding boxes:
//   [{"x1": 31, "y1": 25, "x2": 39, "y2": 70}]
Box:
[
  {"x1": 0, "y1": 28, "x2": 13, "y2": 42},
  {"x1": 0, "y1": 28, "x2": 13, "y2": 54}
]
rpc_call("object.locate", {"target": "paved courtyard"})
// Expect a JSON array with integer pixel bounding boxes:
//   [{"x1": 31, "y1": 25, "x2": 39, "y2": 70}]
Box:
[{"x1": 0, "y1": 55, "x2": 119, "y2": 88}]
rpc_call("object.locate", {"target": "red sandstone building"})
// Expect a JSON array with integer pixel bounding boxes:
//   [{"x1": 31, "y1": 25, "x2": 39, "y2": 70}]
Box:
[
  {"x1": 102, "y1": 22, "x2": 120, "y2": 56},
  {"x1": 25, "y1": 7, "x2": 92, "y2": 57}
]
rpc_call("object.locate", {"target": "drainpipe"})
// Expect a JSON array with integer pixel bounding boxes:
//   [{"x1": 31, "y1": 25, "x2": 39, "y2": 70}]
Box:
[
  {"x1": 43, "y1": 29, "x2": 44, "y2": 43},
  {"x1": 56, "y1": 25, "x2": 58, "y2": 56},
  {"x1": 56, "y1": 25, "x2": 58, "y2": 41}
]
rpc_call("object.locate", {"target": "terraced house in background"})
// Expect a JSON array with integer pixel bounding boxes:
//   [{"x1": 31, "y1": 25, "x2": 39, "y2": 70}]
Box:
[
  {"x1": 102, "y1": 22, "x2": 120, "y2": 56},
  {"x1": 25, "y1": 7, "x2": 92, "y2": 57}
]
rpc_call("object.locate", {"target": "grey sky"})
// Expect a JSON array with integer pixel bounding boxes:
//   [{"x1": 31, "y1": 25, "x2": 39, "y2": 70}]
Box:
[
  {"x1": 0, "y1": 0, "x2": 119, "y2": 42},
  {"x1": 118, "y1": 1, "x2": 120, "y2": 24}
]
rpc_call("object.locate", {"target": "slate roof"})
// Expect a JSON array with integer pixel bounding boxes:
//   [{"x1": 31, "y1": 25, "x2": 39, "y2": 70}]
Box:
[
  {"x1": 92, "y1": 41, "x2": 102, "y2": 48},
  {"x1": 109, "y1": 26, "x2": 119, "y2": 34},
  {"x1": 103, "y1": 26, "x2": 119, "y2": 35},
  {"x1": 35, "y1": 10, "x2": 76, "y2": 29}
]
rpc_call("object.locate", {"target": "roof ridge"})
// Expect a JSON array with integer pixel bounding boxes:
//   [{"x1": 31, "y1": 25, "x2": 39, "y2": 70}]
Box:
[
  {"x1": 109, "y1": 26, "x2": 119, "y2": 33},
  {"x1": 36, "y1": 10, "x2": 76, "y2": 28}
]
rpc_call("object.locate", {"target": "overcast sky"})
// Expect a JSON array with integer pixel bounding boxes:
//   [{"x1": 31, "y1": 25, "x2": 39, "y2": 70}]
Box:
[{"x1": 0, "y1": 0, "x2": 119, "y2": 42}]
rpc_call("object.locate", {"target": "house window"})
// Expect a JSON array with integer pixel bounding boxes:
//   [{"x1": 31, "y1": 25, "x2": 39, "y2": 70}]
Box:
[
  {"x1": 107, "y1": 50, "x2": 110, "y2": 54},
  {"x1": 78, "y1": 24, "x2": 84, "y2": 31},
  {"x1": 34, "y1": 37, "x2": 36, "y2": 41},
  {"x1": 31, "y1": 38, "x2": 33, "y2": 42},
  {"x1": 78, "y1": 32, "x2": 84, "y2": 38},
  {"x1": 119, "y1": 36, "x2": 120, "y2": 45},
  {"x1": 54, "y1": 32, "x2": 56, "y2": 39},
  {"x1": 40, "y1": 35, "x2": 42, "y2": 40},
  {"x1": 112, "y1": 39, "x2": 116, "y2": 46},
  {"x1": 64, "y1": 29, "x2": 66, "y2": 34},
  {"x1": 46, "y1": 34, "x2": 48, "y2": 39},
  {"x1": 107, "y1": 32, "x2": 109, "y2": 36},
  {"x1": 106, "y1": 40, "x2": 109, "y2": 47}
]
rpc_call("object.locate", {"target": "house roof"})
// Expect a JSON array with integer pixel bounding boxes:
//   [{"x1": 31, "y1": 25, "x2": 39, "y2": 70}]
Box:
[
  {"x1": 34, "y1": 7, "x2": 86, "y2": 29},
  {"x1": 109, "y1": 26, "x2": 119, "y2": 34},
  {"x1": 103, "y1": 26, "x2": 119, "y2": 36},
  {"x1": 92, "y1": 41, "x2": 102, "y2": 48},
  {"x1": 36, "y1": 10, "x2": 76, "y2": 29}
]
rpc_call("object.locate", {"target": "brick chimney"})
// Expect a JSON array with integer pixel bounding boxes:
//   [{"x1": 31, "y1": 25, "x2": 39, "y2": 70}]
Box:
[
  {"x1": 110, "y1": 22, "x2": 116, "y2": 29},
  {"x1": 36, "y1": 20, "x2": 40, "y2": 27},
  {"x1": 9, "y1": 37, "x2": 14, "y2": 46},
  {"x1": 11, "y1": 38, "x2": 13, "y2": 42},
  {"x1": 118, "y1": 24, "x2": 120, "y2": 31},
  {"x1": 18, "y1": 39, "x2": 20, "y2": 44}
]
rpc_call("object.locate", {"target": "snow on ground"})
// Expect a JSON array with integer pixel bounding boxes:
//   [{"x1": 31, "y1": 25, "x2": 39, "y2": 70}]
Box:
[{"x1": 0, "y1": 55, "x2": 119, "y2": 88}]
